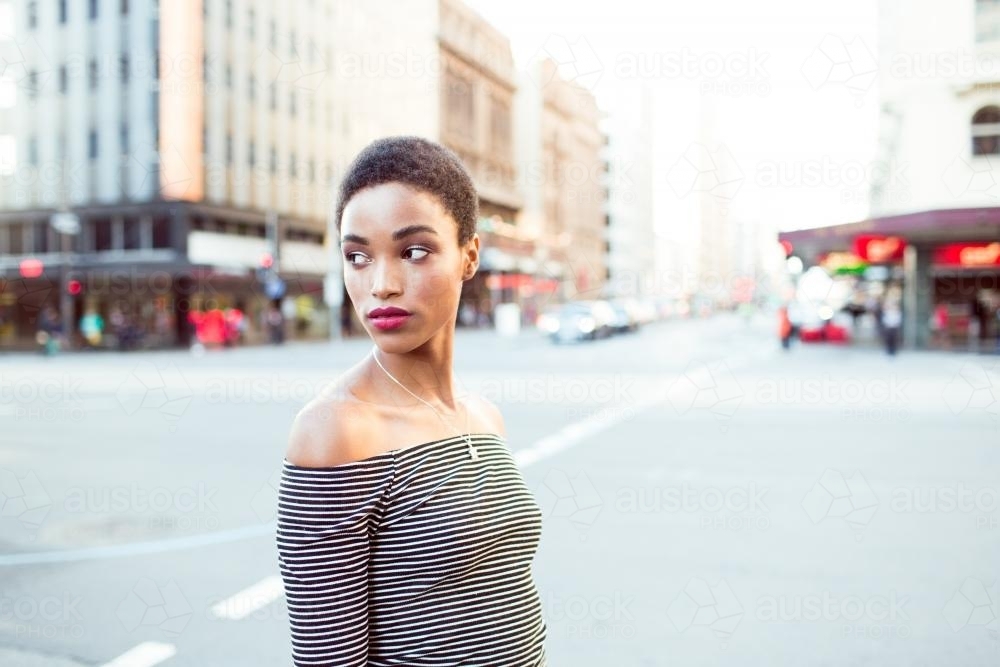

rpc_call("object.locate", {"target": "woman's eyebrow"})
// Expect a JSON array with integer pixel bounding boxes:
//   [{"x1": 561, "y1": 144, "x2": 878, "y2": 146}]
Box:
[{"x1": 342, "y1": 225, "x2": 439, "y2": 246}]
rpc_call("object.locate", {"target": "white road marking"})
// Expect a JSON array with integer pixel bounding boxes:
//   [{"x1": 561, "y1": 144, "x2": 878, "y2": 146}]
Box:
[
  {"x1": 100, "y1": 641, "x2": 176, "y2": 667},
  {"x1": 0, "y1": 522, "x2": 275, "y2": 567},
  {"x1": 210, "y1": 575, "x2": 284, "y2": 620}
]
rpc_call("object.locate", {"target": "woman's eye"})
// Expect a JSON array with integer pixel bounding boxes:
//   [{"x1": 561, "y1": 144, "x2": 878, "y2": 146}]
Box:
[
  {"x1": 345, "y1": 252, "x2": 367, "y2": 265},
  {"x1": 405, "y1": 246, "x2": 430, "y2": 260}
]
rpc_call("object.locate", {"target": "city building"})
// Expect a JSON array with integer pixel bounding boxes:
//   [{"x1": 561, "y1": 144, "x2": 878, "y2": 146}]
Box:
[
  {"x1": 514, "y1": 57, "x2": 608, "y2": 319},
  {"x1": 780, "y1": 0, "x2": 1000, "y2": 351},
  {"x1": 0, "y1": 0, "x2": 338, "y2": 349},
  {"x1": 603, "y1": 84, "x2": 656, "y2": 301}
]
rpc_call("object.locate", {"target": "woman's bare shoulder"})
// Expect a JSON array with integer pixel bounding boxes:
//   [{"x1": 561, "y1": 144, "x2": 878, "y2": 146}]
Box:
[
  {"x1": 285, "y1": 377, "x2": 378, "y2": 468},
  {"x1": 466, "y1": 392, "x2": 506, "y2": 437}
]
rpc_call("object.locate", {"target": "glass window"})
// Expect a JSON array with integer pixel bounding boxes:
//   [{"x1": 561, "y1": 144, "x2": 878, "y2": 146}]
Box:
[
  {"x1": 972, "y1": 106, "x2": 1000, "y2": 155},
  {"x1": 123, "y1": 218, "x2": 141, "y2": 250},
  {"x1": 88, "y1": 130, "x2": 98, "y2": 160},
  {"x1": 89, "y1": 0, "x2": 98, "y2": 20},
  {"x1": 151, "y1": 216, "x2": 170, "y2": 248},
  {"x1": 93, "y1": 218, "x2": 113, "y2": 251}
]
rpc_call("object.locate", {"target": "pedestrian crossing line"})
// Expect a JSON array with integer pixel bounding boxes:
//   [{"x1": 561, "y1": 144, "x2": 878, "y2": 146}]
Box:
[
  {"x1": 210, "y1": 574, "x2": 284, "y2": 620},
  {"x1": 513, "y1": 377, "x2": 671, "y2": 468},
  {"x1": 100, "y1": 641, "x2": 176, "y2": 667}
]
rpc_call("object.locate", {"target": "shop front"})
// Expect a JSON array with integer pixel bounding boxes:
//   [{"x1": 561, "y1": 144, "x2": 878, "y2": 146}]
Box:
[{"x1": 779, "y1": 207, "x2": 1000, "y2": 352}]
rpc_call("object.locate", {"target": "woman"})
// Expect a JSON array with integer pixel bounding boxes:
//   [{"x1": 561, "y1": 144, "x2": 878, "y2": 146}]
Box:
[{"x1": 276, "y1": 136, "x2": 548, "y2": 666}]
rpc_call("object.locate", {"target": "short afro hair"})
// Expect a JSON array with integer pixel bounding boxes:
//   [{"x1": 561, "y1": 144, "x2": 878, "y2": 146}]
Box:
[{"x1": 334, "y1": 136, "x2": 479, "y2": 246}]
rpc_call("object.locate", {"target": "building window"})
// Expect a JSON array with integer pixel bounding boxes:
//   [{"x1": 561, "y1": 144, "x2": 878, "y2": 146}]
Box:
[
  {"x1": 225, "y1": 0, "x2": 233, "y2": 28},
  {"x1": 977, "y1": 0, "x2": 1000, "y2": 42},
  {"x1": 269, "y1": 82, "x2": 276, "y2": 111},
  {"x1": 93, "y1": 218, "x2": 112, "y2": 251},
  {"x1": 27, "y1": 70, "x2": 38, "y2": 100},
  {"x1": 123, "y1": 218, "x2": 141, "y2": 250},
  {"x1": 33, "y1": 222, "x2": 51, "y2": 253},
  {"x1": 972, "y1": 106, "x2": 1000, "y2": 155},
  {"x1": 88, "y1": 130, "x2": 98, "y2": 159},
  {"x1": 28, "y1": 136, "x2": 37, "y2": 166},
  {"x1": 248, "y1": 9, "x2": 255, "y2": 39},
  {"x1": 489, "y1": 94, "x2": 512, "y2": 158},
  {"x1": 225, "y1": 63, "x2": 232, "y2": 88},
  {"x1": 59, "y1": 0, "x2": 68, "y2": 24},
  {"x1": 248, "y1": 142, "x2": 255, "y2": 166},
  {"x1": 248, "y1": 74, "x2": 256, "y2": 101},
  {"x1": 27, "y1": 2, "x2": 37, "y2": 29},
  {"x1": 121, "y1": 0, "x2": 129, "y2": 15},
  {"x1": 7, "y1": 224, "x2": 24, "y2": 254},
  {"x1": 89, "y1": 0, "x2": 98, "y2": 20},
  {"x1": 269, "y1": 147, "x2": 276, "y2": 173},
  {"x1": 89, "y1": 58, "x2": 98, "y2": 89},
  {"x1": 152, "y1": 216, "x2": 171, "y2": 249},
  {"x1": 269, "y1": 20, "x2": 277, "y2": 49},
  {"x1": 289, "y1": 90, "x2": 296, "y2": 116},
  {"x1": 289, "y1": 152, "x2": 297, "y2": 178},
  {"x1": 120, "y1": 123, "x2": 129, "y2": 154},
  {"x1": 120, "y1": 54, "x2": 130, "y2": 84},
  {"x1": 59, "y1": 65, "x2": 68, "y2": 94},
  {"x1": 444, "y1": 69, "x2": 475, "y2": 141},
  {"x1": 308, "y1": 159, "x2": 315, "y2": 182},
  {"x1": 226, "y1": 134, "x2": 233, "y2": 164}
]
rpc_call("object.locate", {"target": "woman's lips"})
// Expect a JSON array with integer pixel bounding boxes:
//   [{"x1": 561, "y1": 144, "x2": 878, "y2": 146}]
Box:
[{"x1": 370, "y1": 314, "x2": 411, "y2": 331}]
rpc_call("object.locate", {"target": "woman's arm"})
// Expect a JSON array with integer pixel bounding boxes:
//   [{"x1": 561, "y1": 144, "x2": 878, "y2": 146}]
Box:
[{"x1": 277, "y1": 403, "x2": 391, "y2": 667}]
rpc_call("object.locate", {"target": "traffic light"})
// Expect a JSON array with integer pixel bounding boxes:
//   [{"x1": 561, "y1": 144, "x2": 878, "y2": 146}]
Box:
[{"x1": 67, "y1": 279, "x2": 82, "y2": 295}]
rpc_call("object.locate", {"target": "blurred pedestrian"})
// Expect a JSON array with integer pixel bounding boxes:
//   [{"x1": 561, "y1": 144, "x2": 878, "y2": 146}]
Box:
[
  {"x1": 37, "y1": 306, "x2": 63, "y2": 356},
  {"x1": 778, "y1": 304, "x2": 793, "y2": 350},
  {"x1": 267, "y1": 306, "x2": 285, "y2": 344},
  {"x1": 79, "y1": 309, "x2": 104, "y2": 349},
  {"x1": 880, "y1": 292, "x2": 903, "y2": 356}
]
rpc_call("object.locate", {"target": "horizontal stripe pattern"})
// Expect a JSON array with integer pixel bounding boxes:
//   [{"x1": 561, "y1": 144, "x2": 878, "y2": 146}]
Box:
[{"x1": 276, "y1": 433, "x2": 547, "y2": 666}]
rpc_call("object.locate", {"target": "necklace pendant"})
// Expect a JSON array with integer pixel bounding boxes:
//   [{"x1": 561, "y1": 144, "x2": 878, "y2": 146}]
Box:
[{"x1": 469, "y1": 444, "x2": 479, "y2": 461}]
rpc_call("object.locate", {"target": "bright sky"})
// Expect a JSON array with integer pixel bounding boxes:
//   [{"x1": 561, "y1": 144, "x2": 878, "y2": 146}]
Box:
[{"x1": 467, "y1": 0, "x2": 882, "y2": 234}]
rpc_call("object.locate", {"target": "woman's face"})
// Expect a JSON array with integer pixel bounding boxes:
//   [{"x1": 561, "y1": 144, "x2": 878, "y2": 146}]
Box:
[{"x1": 340, "y1": 182, "x2": 478, "y2": 348}]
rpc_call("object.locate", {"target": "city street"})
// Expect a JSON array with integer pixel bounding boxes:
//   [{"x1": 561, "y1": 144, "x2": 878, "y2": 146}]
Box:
[{"x1": 1, "y1": 313, "x2": 998, "y2": 666}]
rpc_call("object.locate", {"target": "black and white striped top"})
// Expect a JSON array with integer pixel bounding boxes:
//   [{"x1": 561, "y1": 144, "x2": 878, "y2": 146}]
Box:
[{"x1": 276, "y1": 432, "x2": 548, "y2": 666}]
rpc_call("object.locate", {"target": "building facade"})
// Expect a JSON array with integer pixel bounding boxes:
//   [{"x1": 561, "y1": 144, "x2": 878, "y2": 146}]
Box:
[
  {"x1": 0, "y1": 0, "x2": 337, "y2": 350},
  {"x1": 780, "y1": 0, "x2": 1000, "y2": 351}
]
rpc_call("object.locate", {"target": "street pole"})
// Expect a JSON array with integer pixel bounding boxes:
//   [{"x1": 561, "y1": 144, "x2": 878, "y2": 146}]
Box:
[{"x1": 324, "y1": 208, "x2": 343, "y2": 341}]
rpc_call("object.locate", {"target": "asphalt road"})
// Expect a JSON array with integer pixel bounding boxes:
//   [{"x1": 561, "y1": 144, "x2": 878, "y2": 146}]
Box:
[{"x1": 1, "y1": 313, "x2": 998, "y2": 666}]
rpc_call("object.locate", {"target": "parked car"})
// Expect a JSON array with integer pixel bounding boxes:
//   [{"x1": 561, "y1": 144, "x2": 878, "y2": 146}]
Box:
[
  {"x1": 609, "y1": 299, "x2": 641, "y2": 333},
  {"x1": 537, "y1": 300, "x2": 614, "y2": 343}
]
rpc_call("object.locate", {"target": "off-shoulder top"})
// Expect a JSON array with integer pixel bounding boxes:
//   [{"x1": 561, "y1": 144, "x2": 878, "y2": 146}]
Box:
[{"x1": 275, "y1": 432, "x2": 548, "y2": 666}]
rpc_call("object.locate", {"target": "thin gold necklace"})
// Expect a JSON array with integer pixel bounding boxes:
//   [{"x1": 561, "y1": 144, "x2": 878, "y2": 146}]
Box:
[{"x1": 370, "y1": 345, "x2": 479, "y2": 461}]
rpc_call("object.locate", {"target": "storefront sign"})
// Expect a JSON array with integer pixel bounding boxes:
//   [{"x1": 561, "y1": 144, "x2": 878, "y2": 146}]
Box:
[
  {"x1": 933, "y1": 242, "x2": 1000, "y2": 267},
  {"x1": 854, "y1": 234, "x2": 906, "y2": 263},
  {"x1": 818, "y1": 251, "x2": 867, "y2": 274}
]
